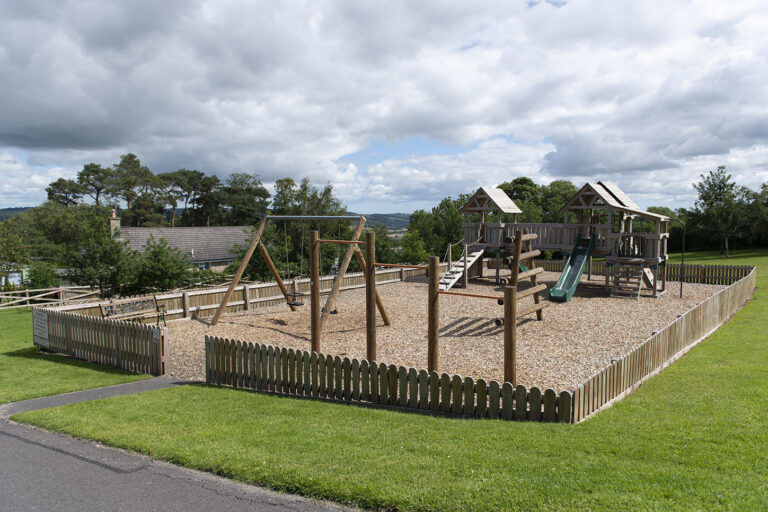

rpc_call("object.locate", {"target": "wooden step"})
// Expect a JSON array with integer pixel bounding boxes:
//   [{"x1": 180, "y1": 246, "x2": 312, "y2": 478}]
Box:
[
  {"x1": 517, "y1": 302, "x2": 549, "y2": 318},
  {"x1": 517, "y1": 267, "x2": 544, "y2": 280},
  {"x1": 515, "y1": 284, "x2": 547, "y2": 300}
]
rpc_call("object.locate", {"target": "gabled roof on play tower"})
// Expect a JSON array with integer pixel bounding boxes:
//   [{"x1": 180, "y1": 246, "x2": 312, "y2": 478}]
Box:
[
  {"x1": 459, "y1": 187, "x2": 523, "y2": 215},
  {"x1": 561, "y1": 181, "x2": 668, "y2": 221}
]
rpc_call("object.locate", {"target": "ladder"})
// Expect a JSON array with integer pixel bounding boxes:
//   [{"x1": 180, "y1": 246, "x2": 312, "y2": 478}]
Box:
[
  {"x1": 611, "y1": 263, "x2": 643, "y2": 299},
  {"x1": 438, "y1": 247, "x2": 485, "y2": 292},
  {"x1": 496, "y1": 230, "x2": 549, "y2": 324}
]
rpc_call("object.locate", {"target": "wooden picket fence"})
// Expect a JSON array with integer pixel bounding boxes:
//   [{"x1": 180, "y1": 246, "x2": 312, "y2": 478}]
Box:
[
  {"x1": 571, "y1": 266, "x2": 756, "y2": 421},
  {"x1": 33, "y1": 308, "x2": 168, "y2": 376},
  {"x1": 204, "y1": 336, "x2": 572, "y2": 422},
  {"x1": 53, "y1": 264, "x2": 448, "y2": 321},
  {"x1": 522, "y1": 260, "x2": 752, "y2": 286}
]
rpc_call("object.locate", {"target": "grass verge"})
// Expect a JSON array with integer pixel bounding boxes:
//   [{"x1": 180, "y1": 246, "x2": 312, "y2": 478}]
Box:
[
  {"x1": 13, "y1": 249, "x2": 768, "y2": 510},
  {"x1": 0, "y1": 308, "x2": 148, "y2": 404}
]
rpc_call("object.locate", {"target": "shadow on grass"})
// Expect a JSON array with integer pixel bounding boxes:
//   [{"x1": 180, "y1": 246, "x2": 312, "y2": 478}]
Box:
[{"x1": 2, "y1": 347, "x2": 141, "y2": 375}]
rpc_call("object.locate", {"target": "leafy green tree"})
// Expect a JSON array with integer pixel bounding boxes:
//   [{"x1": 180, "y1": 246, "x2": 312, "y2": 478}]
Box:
[
  {"x1": 68, "y1": 228, "x2": 138, "y2": 297},
  {"x1": 108, "y1": 153, "x2": 154, "y2": 212},
  {"x1": 498, "y1": 177, "x2": 543, "y2": 222},
  {"x1": 400, "y1": 230, "x2": 429, "y2": 264},
  {"x1": 371, "y1": 224, "x2": 397, "y2": 263},
  {"x1": 0, "y1": 222, "x2": 28, "y2": 281},
  {"x1": 133, "y1": 236, "x2": 192, "y2": 293},
  {"x1": 77, "y1": 163, "x2": 113, "y2": 205},
  {"x1": 691, "y1": 166, "x2": 741, "y2": 257},
  {"x1": 221, "y1": 173, "x2": 270, "y2": 225},
  {"x1": 27, "y1": 261, "x2": 60, "y2": 289},
  {"x1": 540, "y1": 180, "x2": 578, "y2": 223},
  {"x1": 46, "y1": 178, "x2": 83, "y2": 206}
]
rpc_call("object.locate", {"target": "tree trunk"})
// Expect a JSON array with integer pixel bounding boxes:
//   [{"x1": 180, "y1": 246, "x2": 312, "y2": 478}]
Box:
[
  {"x1": 171, "y1": 207, "x2": 176, "y2": 227},
  {"x1": 724, "y1": 236, "x2": 730, "y2": 258}
]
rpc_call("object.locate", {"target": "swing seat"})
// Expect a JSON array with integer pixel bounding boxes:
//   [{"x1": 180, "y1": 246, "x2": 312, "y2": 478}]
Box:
[{"x1": 286, "y1": 291, "x2": 306, "y2": 307}]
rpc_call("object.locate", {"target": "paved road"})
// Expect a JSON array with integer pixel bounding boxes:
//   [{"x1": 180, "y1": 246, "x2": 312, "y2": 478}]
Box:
[{"x1": 0, "y1": 379, "x2": 353, "y2": 512}]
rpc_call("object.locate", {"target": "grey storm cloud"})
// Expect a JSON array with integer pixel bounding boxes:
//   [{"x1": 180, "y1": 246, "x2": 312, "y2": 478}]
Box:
[{"x1": 0, "y1": 0, "x2": 767, "y2": 211}]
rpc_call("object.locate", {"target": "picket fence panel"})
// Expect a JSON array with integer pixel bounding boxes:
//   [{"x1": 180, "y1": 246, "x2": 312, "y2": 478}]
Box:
[
  {"x1": 204, "y1": 335, "x2": 572, "y2": 423},
  {"x1": 33, "y1": 308, "x2": 167, "y2": 376}
]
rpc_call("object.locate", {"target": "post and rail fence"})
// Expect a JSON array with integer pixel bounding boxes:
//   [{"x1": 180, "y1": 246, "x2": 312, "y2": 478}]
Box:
[{"x1": 0, "y1": 285, "x2": 98, "y2": 310}]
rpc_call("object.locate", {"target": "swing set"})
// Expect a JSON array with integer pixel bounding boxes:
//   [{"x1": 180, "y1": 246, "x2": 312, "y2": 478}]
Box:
[{"x1": 210, "y1": 215, "x2": 391, "y2": 356}]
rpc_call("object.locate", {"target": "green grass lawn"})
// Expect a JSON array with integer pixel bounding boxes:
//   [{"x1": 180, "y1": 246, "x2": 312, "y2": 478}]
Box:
[
  {"x1": 14, "y1": 249, "x2": 768, "y2": 511},
  {"x1": 0, "y1": 308, "x2": 148, "y2": 404}
]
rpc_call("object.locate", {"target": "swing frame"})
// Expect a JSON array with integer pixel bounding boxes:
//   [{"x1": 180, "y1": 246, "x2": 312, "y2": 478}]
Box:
[{"x1": 211, "y1": 215, "x2": 377, "y2": 328}]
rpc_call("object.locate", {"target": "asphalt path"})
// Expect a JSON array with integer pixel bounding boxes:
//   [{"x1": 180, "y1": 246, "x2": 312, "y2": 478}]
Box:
[{"x1": 0, "y1": 379, "x2": 354, "y2": 512}]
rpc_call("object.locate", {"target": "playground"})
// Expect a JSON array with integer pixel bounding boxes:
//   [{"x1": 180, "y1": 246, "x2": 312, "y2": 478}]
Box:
[{"x1": 164, "y1": 270, "x2": 724, "y2": 391}]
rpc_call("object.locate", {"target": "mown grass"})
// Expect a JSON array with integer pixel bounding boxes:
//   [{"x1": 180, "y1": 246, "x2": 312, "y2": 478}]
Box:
[
  {"x1": 14, "y1": 249, "x2": 768, "y2": 510},
  {"x1": 0, "y1": 308, "x2": 148, "y2": 404}
]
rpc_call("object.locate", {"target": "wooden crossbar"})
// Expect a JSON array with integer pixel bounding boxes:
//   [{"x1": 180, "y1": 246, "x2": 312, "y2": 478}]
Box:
[
  {"x1": 517, "y1": 267, "x2": 544, "y2": 280},
  {"x1": 372, "y1": 263, "x2": 427, "y2": 269},
  {"x1": 317, "y1": 239, "x2": 365, "y2": 245},
  {"x1": 438, "y1": 290, "x2": 503, "y2": 301},
  {"x1": 520, "y1": 233, "x2": 538, "y2": 241},
  {"x1": 515, "y1": 283, "x2": 547, "y2": 300},
  {"x1": 517, "y1": 301, "x2": 549, "y2": 318}
]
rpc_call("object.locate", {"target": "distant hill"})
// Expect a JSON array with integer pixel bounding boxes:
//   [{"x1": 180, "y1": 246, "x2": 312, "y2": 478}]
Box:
[
  {"x1": 0, "y1": 207, "x2": 32, "y2": 222},
  {"x1": 350, "y1": 213, "x2": 411, "y2": 230}
]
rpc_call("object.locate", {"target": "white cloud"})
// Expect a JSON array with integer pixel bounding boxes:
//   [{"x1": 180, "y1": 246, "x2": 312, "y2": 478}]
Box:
[{"x1": 0, "y1": 0, "x2": 766, "y2": 211}]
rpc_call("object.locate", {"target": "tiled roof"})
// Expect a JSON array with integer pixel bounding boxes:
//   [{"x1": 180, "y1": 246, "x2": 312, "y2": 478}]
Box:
[
  {"x1": 459, "y1": 187, "x2": 523, "y2": 214},
  {"x1": 119, "y1": 226, "x2": 253, "y2": 262}
]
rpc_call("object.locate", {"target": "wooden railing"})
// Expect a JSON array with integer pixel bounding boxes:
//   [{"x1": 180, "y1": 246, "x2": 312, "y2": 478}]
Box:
[
  {"x1": 51, "y1": 265, "x2": 449, "y2": 322},
  {"x1": 572, "y1": 266, "x2": 756, "y2": 422},
  {"x1": 32, "y1": 308, "x2": 168, "y2": 376},
  {"x1": 0, "y1": 286, "x2": 98, "y2": 310},
  {"x1": 489, "y1": 259, "x2": 753, "y2": 286},
  {"x1": 205, "y1": 336, "x2": 573, "y2": 422}
]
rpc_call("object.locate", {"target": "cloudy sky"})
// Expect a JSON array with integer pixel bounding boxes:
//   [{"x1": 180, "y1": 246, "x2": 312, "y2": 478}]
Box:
[{"x1": 1, "y1": 0, "x2": 767, "y2": 213}]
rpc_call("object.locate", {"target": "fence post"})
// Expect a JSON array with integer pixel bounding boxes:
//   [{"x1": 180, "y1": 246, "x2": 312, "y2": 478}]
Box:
[
  {"x1": 182, "y1": 292, "x2": 190, "y2": 318},
  {"x1": 242, "y1": 285, "x2": 250, "y2": 310}
]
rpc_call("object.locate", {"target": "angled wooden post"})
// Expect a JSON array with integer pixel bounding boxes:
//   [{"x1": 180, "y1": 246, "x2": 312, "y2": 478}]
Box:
[
  {"x1": 504, "y1": 286, "x2": 517, "y2": 385},
  {"x1": 310, "y1": 230, "x2": 321, "y2": 353},
  {"x1": 353, "y1": 248, "x2": 391, "y2": 326},
  {"x1": 257, "y1": 243, "x2": 296, "y2": 312},
  {"x1": 428, "y1": 256, "x2": 440, "y2": 373},
  {"x1": 211, "y1": 217, "x2": 269, "y2": 326},
  {"x1": 320, "y1": 217, "x2": 366, "y2": 329},
  {"x1": 365, "y1": 230, "x2": 376, "y2": 361}
]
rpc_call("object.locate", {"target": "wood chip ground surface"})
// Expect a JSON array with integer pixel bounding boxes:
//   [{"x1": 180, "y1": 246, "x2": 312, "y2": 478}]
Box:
[{"x1": 166, "y1": 271, "x2": 724, "y2": 391}]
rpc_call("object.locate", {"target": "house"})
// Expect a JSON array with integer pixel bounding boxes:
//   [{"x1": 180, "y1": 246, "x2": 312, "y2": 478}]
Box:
[{"x1": 109, "y1": 212, "x2": 252, "y2": 271}]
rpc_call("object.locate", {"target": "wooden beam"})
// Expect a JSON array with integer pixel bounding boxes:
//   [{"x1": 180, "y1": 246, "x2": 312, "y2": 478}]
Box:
[
  {"x1": 310, "y1": 230, "x2": 320, "y2": 353},
  {"x1": 428, "y1": 256, "x2": 440, "y2": 373},
  {"x1": 320, "y1": 217, "x2": 366, "y2": 330},
  {"x1": 210, "y1": 217, "x2": 268, "y2": 326},
  {"x1": 365, "y1": 230, "x2": 376, "y2": 361},
  {"x1": 257, "y1": 243, "x2": 296, "y2": 312}
]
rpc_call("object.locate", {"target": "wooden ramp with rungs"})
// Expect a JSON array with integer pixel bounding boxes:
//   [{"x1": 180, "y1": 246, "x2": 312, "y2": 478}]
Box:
[
  {"x1": 439, "y1": 247, "x2": 485, "y2": 292},
  {"x1": 496, "y1": 231, "x2": 549, "y2": 325},
  {"x1": 611, "y1": 263, "x2": 643, "y2": 298}
]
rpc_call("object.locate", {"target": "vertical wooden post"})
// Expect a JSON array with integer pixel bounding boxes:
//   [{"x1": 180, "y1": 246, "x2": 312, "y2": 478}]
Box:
[
  {"x1": 447, "y1": 243, "x2": 452, "y2": 273},
  {"x1": 504, "y1": 286, "x2": 517, "y2": 385},
  {"x1": 428, "y1": 256, "x2": 440, "y2": 373},
  {"x1": 310, "y1": 230, "x2": 321, "y2": 353},
  {"x1": 182, "y1": 292, "x2": 190, "y2": 318},
  {"x1": 365, "y1": 230, "x2": 376, "y2": 361},
  {"x1": 242, "y1": 285, "x2": 250, "y2": 310}
]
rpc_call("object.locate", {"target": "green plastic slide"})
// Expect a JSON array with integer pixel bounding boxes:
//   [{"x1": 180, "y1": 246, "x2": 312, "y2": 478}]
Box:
[{"x1": 549, "y1": 235, "x2": 595, "y2": 302}]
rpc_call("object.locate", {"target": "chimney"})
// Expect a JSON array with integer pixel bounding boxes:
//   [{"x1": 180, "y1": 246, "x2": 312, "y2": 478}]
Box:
[{"x1": 109, "y1": 210, "x2": 121, "y2": 238}]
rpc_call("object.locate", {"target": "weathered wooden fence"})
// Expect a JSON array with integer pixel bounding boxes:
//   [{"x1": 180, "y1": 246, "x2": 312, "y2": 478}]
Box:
[
  {"x1": 205, "y1": 336, "x2": 572, "y2": 422},
  {"x1": 32, "y1": 308, "x2": 168, "y2": 376},
  {"x1": 0, "y1": 285, "x2": 98, "y2": 310},
  {"x1": 517, "y1": 260, "x2": 752, "y2": 286},
  {"x1": 571, "y1": 266, "x2": 756, "y2": 422},
  {"x1": 52, "y1": 264, "x2": 448, "y2": 321}
]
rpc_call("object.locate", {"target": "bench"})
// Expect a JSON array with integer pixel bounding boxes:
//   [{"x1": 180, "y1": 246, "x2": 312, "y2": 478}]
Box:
[{"x1": 99, "y1": 296, "x2": 167, "y2": 326}]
